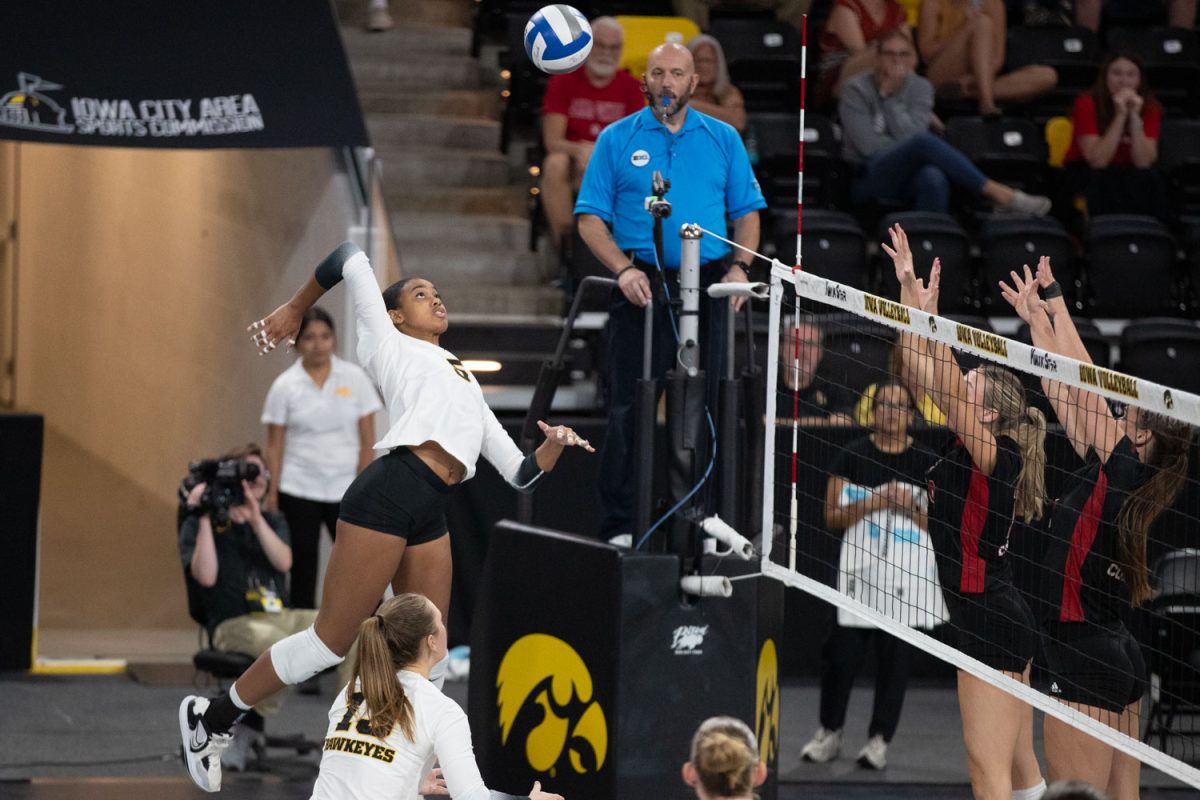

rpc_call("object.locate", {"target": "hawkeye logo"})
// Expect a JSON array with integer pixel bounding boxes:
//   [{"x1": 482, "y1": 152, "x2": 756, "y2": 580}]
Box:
[
  {"x1": 756, "y1": 639, "x2": 780, "y2": 764},
  {"x1": 497, "y1": 634, "x2": 607, "y2": 777},
  {"x1": 0, "y1": 73, "x2": 74, "y2": 133}
]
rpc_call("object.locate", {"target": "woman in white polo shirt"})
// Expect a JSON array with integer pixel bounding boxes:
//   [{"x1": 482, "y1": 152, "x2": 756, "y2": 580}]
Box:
[{"x1": 262, "y1": 307, "x2": 382, "y2": 610}]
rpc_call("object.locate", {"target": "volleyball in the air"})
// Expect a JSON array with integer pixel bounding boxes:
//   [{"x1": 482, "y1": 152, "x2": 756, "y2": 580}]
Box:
[{"x1": 524, "y1": 5, "x2": 593, "y2": 75}]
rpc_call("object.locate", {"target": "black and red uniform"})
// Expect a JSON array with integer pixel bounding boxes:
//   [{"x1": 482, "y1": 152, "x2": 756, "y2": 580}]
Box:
[
  {"x1": 926, "y1": 434, "x2": 1037, "y2": 672},
  {"x1": 1040, "y1": 436, "x2": 1149, "y2": 712}
]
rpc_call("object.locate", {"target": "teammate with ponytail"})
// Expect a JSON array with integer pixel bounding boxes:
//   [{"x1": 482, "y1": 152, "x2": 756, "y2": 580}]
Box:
[
  {"x1": 1002, "y1": 257, "x2": 1194, "y2": 800},
  {"x1": 682, "y1": 717, "x2": 766, "y2": 800},
  {"x1": 885, "y1": 224, "x2": 1045, "y2": 800},
  {"x1": 311, "y1": 593, "x2": 564, "y2": 800}
]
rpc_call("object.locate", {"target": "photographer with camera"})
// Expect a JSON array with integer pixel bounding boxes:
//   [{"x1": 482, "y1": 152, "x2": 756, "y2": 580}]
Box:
[{"x1": 179, "y1": 443, "x2": 348, "y2": 772}]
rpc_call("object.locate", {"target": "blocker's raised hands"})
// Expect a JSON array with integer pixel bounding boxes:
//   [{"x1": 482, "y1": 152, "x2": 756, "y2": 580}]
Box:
[{"x1": 881, "y1": 223, "x2": 916, "y2": 288}]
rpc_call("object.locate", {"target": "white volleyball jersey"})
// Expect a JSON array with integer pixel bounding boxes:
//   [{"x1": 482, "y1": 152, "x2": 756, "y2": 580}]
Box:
[
  {"x1": 310, "y1": 671, "x2": 492, "y2": 800},
  {"x1": 343, "y1": 252, "x2": 526, "y2": 485}
]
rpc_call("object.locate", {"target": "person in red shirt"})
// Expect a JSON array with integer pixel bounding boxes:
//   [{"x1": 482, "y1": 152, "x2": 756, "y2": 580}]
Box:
[
  {"x1": 540, "y1": 16, "x2": 644, "y2": 264},
  {"x1": 1063, "y1": 51, "x2": 1168, "y2": 222},
  {"x1": 815, "y1": 0, "x2": 910, "y2": 108}
]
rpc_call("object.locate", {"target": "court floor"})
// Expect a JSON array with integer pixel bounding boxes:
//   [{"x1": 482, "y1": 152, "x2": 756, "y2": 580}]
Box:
[{"x1": 1, "y1": 670, "x2": 1195, "y2": 799}]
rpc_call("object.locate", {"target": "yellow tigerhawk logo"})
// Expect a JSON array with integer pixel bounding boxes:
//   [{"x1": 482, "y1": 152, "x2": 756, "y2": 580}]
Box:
[
  {"x1": 756, "y1": 639, "x2": 780, "y2": 764},
  {"x1": 496, "y1": 634, "x2": 608, "y2": 777}
]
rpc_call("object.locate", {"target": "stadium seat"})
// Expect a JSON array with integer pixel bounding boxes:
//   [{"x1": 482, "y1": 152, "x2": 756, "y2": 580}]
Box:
[
  {"x1": 1158, "y1": 118, "x2": 1200, "y2": 223},
  {"x1": 1083, "y1": 214, "x2": 1178, "y2": 316},
  {"x1": 815, "y1": 314, "x2": 897, "y2": 398},
  {"x1": 710, "y1": 18, "x2": 801, "y2": 112},
  {"x1": 752, "y1": 111, "x2": 844, "y2": 211},
  {"x1": 945, "y1": 116, "x2": 1049, "y2": 193},
  {"x1": 614, "y1": 15, "x2": 700, "y2": 78},
  {"x1": 978, "y1": 215, "x2": 1076, "y2": 311},
  {"x1": 1004, "y1": 26, "x2": 1101, "y2": 118},
  {"x1": 789, "y1": 209, "x2": 868, "y2": 289},
  {"x1": 877, "y1": 212, "x2": 974, "y2": 312},
  {"x1": 1118, "y1": 318, "x2": 1200, "y2": 395},
  {"x1": 1106, "y1": 27, "x2": 1200, "y2": 115},
  {"x1": 1142, "y1": 548, "x2": 1200, "y2": 752},
  {"x1": 1044, "y1": 116, "x2": 1073, "y2": 168}
]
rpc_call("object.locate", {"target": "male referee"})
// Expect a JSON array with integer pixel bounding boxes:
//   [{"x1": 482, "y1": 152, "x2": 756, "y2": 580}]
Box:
[{"x1": 575, "y1": 42, "x2": 766, "y2": 541}]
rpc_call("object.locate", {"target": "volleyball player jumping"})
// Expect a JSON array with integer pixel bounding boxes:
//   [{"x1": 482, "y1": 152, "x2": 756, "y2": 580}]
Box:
[
  {"x1": 1002, "y1": 258, "x2": 1193, "y2": 800},
  {"x1": 884, "y1": 224, "x2": 1046, "y2": 800},
  {"x1": 178, "y1": 243, "x2": 594, "y2": 792}
]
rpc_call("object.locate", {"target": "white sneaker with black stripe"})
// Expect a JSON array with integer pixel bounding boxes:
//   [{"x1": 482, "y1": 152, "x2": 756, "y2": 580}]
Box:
[{"x1": 179, "y1": 695, "x2": 232, "y2": 792}]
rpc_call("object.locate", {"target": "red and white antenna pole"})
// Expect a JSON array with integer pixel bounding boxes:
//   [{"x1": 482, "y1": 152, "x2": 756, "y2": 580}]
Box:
[{"x1": 788, "y1": 14, "x2": 808, "y2": 573}]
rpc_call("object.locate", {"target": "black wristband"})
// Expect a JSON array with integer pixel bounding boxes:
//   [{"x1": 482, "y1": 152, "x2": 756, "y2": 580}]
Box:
[
  {"x1": 729, "y1": 259, "x2": 751, "y2": 273},
  {"x1": 616, "y1": 264, "x2": 638, "y2": 279},
  {"x1": 1041, "y1": 281, "x2": 1063, "y2": 300}
]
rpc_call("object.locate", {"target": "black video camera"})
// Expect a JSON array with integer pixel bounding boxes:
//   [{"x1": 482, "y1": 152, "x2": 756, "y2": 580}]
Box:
[{"x1": 179, "y1": 457, "x2": 261, "y2": 524}]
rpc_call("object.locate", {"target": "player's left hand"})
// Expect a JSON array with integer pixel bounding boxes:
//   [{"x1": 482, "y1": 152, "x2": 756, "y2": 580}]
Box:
[
  {"x1": 722, "y1": 263, "x2": 749, "y2": 312},
  {"x1": 419, "y1": 767, "x2": 449, "y2": 796},
  {"x1": 538, "y1": 420, "x2": 596, "y2": 453}
]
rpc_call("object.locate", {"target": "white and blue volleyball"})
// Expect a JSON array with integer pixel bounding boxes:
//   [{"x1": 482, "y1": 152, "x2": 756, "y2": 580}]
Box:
[{"x1": 524, "y1": 5, "x2": 593, "y2": 75}]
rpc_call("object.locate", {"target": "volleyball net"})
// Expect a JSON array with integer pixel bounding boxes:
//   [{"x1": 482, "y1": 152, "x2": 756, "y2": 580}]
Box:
[{"x1": 752, "y1": 247, "x2": 1200, "y2": 789}]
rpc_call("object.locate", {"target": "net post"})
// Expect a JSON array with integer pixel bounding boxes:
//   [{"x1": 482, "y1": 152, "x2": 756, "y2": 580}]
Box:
[{"x1": 760, "y1": 276, "x2": 783, "y2": 562}]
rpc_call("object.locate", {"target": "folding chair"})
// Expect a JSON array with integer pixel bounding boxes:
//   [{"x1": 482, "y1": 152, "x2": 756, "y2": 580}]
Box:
[
  {"x1": 978, "y1": 214, "x2": 1076, "y2": 311},
  {"x1": 1106, "y1": 27, "x2": 1200, "y2": 115},
  {"x1": 944, "y1": 116, "x2": 1049, "y2": 192},
  {"x1": 614, "y1": 15, "x2": 700, "y2": 78},
  {"x1": 877, "y1": 212, "x2": 974, "y2": 312},
  {"x1": 1143, "y1": 548, "x2": 1200, "y2": 751},
  {"x1": 790, "y1": 209, "x2": 868, "y2": 290},
  {"x1": 1119, "y1": 318, "x2": 1200, "y2": 395},
  {"x1": 710, "y1": 18, "x2": 802, "y2": 112},
  {"x1": 1083, "y1": 214, "x2": 1178, "y2": 316},
  {"x1": 1005, "y1": 26, "x2": 1101, "y2": 118}
]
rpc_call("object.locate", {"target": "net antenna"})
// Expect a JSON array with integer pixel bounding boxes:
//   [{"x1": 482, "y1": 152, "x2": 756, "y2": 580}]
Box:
[{"x1": 761, "y1": 260, "x2": 1200, "y2": 790}]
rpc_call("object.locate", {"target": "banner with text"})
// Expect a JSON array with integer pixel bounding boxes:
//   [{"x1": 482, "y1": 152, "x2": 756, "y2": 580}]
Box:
[{"x1": 0, "y1": 0, "x2": 368, "y2": 149}]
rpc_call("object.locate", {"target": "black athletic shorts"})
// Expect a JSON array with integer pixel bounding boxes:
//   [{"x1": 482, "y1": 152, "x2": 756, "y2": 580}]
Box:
[
  {"x1": 945, "y1": 584, "x2": 1037, "y2": 673},
  {"x1": 339, "y1": 447, "x2": 452, "y2": 545},
  {"x1": 1041, "y1": 621, "x2": 1147, "y2": 713}
]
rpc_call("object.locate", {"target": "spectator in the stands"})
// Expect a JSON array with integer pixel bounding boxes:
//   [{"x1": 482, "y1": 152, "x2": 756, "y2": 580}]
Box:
[
  {"x1": 919, "y1": 0, "x2": 1057, "y2": 116},
  {"x1": 816, "y1": 0, "x2": 910, "y2": 108},
  {"x1": 855, "y1": 342, "x2": 946, "y2": 427},
  {"x1": 541, "y1": 17, "x2": 644, "y2": 272},
  {"x1": 840, "y1": 30, "x2": 1053, "y2": 214},
  {"x1": 673, "y1": 0, "x2": 811, "y2": 33},
  {"x1": 1074, "y1": 0, "x2": 1197, "y2": 31},
  {"x1": 686, "y1": 35, "x2": 747, "y2": 133},
  {"x1": 1062, "y1": 50, "x2": 1168, "y2": 223},
  {"x1": 779, "y1": 320, "x2": 854, "y2": 425}
]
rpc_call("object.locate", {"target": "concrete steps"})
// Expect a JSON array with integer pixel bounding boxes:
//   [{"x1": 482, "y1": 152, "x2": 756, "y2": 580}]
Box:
[
  {"x1": 391, "y1": 211, "x2": 530, "y2": 249},
  {"x1": 337, "y1": 0, "x2": 550, "y2": 317},
  {"x1": 398, "y1": 241, "x2": 545, "y2": 286},
  {"x1": 368, "y1": 114, "x2": 499, "y2": 151},
  {"x1": 385, "y1": 186, "x2": 526, "y2": 216},
  {"x1": 359, "y1": 89, "x2": 499, "y2": 118},
  {"x1": 351, "y1": 55, "x2": 488, "y2": 91},
  {"x1": 438, "y1": 284, "x2": 565, "y2": 316},
  {"x1": 376, "y1": 145, "x2": 511, "y2": 187}
]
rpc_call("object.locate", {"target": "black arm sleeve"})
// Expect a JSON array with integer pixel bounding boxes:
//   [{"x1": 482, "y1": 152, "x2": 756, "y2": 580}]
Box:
[{"x1": 315, "y1": 241, "x2": 364, "y2": 290}]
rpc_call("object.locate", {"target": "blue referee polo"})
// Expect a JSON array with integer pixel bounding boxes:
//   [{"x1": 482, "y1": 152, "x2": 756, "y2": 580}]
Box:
[{"x1": 574, "y1": 106, "x2": 766, "y2": 269}]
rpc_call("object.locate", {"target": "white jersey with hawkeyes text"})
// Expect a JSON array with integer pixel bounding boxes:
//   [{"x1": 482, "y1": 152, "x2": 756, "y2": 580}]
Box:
[
  {"x1": 343, "y1": 252, "x2": 530, "y2": 485},
  {"x1": 311, "y1": 671, "x2": 515, "y2": 800}
]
